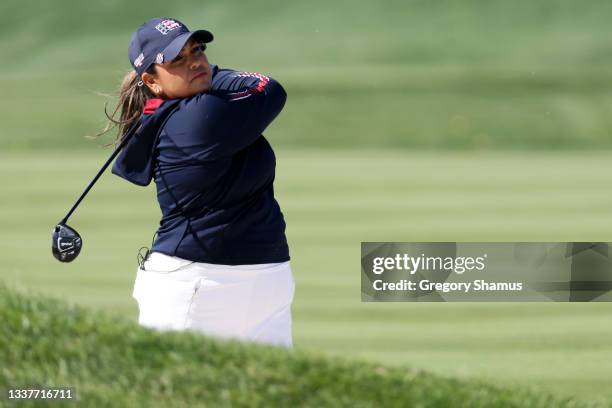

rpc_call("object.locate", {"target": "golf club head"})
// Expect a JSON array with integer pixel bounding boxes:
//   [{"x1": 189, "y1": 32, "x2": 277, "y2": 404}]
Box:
[{"x1": 52, "y1": 223, "x2": 82, "y2": 262}]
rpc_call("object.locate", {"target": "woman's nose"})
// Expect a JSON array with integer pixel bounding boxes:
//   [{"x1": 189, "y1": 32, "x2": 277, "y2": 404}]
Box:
[
  {"x1": 189, "y1": 59, "x2": 200, "y2": 70},
  {"x1": 190, "y1": 53, "x2": 208, "y2": 70},
  {"x1": 189, "y1": 55, "x2": 206, "y2": 70}
]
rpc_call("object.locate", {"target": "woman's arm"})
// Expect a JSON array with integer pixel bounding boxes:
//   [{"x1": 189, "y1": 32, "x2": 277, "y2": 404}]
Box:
[
  {"x1": 166, "y1": 68, "x2": 287, "y2": 160},
  {"x1": 210, "y1": 67, "x2": 273, "y2": 94}
]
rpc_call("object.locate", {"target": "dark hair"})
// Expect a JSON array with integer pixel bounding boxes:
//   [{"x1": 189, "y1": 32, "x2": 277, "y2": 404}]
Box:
[{"x1": 96, "y1": 66, "x2": 156, "y2": 145}]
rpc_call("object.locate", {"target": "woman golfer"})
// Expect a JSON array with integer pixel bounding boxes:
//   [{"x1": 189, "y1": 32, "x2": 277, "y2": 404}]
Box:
[{"x1": 106, "y1": 18, "x2": 294, "y2": 347}]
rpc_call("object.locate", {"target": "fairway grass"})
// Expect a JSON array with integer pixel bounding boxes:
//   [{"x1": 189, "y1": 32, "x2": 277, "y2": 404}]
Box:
[
  {"x1": 1, "y1": 149, "x2": 612, "y2": 404},
  {"x1": 3, "y1": 0, "x2": 612, "y2": 150},
  {"x1": 0, "y1": 285, "x2": 603, "y2": 408},
  {"x1": 4, "y1": 66, "x2": 612, "y2": 151}
]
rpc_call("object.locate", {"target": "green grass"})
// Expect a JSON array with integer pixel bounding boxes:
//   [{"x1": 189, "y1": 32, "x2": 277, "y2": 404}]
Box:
[
  {"x1": 2, "y1": 0, "x2": 612, "y2": 149},
  {"x1": 1, "y1": 150, "x2": 612, "y2": 404},
  {"x1": 0, "y1": 284, "x2": 604, "y2": 408},
  {"x1": 5, "y1": 66, "x2": 612, "y2": 151}
]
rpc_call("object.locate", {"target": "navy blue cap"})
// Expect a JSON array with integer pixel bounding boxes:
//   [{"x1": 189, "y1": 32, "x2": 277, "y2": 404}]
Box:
[{"x1": 128, "y1": 18, "x2": 213, "y2": 76}]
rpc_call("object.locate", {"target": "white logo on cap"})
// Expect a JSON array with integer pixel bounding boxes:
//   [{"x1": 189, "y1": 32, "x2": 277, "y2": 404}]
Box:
[
  {"x1": 156, "y1": 53, "x2": 164, "y2": 64},
  {"x1": 134, "y1": 53, "x2": 145, "y2": 67},
  {"x1": 155, "y1": 19, "x2": 181, "y2": 35}
]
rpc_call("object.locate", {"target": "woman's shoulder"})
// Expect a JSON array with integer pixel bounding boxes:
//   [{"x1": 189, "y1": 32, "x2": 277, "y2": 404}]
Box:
[
  {"x1": 163, "y1": 92, "x2": 228, "y2": 135},
  {"x1": 178, "y1": 91, "x2": 215, "y2": 105}
]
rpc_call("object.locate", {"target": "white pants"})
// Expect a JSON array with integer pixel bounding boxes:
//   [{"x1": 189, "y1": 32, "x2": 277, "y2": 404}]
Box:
[{"x1": 132, "y1": 252, "x2": 295, "y2": 348}]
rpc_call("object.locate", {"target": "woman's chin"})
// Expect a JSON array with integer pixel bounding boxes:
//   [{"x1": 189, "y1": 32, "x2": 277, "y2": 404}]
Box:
[{"x1": 191, "y1": 80, "x2": 212, "y2": 95}]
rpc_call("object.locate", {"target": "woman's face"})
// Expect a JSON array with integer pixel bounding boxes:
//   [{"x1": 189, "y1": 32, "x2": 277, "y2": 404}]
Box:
[{"x1": 143, "y1": 38, "x2": 212, "y2": 99}]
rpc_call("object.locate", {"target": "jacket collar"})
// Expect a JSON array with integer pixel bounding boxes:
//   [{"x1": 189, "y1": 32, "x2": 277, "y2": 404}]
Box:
[{"x1": 143, "y1": 98, "x2": 165, "y2": 114}]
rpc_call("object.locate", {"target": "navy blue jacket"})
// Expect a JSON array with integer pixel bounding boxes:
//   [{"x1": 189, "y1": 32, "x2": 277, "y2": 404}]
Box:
[{"x1": 111, "y1": 65, "x2": 289, "y2": 265}]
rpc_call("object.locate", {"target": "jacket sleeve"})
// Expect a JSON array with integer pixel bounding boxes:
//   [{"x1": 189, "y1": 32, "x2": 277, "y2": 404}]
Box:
[
  {"x1": 210, "y1": 67, "x2": 274, "y2": 93},
  {"x1": 167, "y1": 68, "x2": 287, "y2": 160}
]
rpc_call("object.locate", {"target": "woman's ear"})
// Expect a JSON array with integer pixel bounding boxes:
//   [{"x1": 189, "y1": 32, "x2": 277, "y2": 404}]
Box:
[{"x1": 141, "y1": 72, "x2": 162, "y2": 96}]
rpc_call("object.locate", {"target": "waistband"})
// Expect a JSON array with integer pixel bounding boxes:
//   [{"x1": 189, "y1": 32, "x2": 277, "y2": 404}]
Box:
[{"x1": 143, "y1": 251, "x2": 287, "y2": 273}]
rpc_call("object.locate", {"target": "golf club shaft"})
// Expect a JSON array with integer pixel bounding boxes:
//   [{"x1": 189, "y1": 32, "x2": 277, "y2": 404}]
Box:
[{"x1": 59, "y1": 123, "x2": 140, "y2": 225}]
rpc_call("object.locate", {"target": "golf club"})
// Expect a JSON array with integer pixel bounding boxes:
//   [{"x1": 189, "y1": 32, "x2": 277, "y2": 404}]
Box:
[{"x1": 51, "y1": 123, "x2": 140, "y2": 263}]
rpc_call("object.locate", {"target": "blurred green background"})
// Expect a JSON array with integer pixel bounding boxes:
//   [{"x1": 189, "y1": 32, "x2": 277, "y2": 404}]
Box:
[{"x1": 2, "y1": 0, "x2": 612, "y2": 404}]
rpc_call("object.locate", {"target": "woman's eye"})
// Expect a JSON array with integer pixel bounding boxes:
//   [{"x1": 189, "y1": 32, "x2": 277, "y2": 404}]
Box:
[{"x1": 170, "y1": 44, "x2": 206, "y2": 64}]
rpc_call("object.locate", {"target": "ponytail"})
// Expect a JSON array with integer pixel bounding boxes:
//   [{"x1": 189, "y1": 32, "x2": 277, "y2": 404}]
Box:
[{"x1": 96, "y1": 67, "x2": 156, "y2": 145}]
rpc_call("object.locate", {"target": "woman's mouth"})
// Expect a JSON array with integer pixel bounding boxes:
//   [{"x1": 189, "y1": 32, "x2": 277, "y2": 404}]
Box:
[{"x1": 192, "y1": 72, "x2": 207, "y2": 81}]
